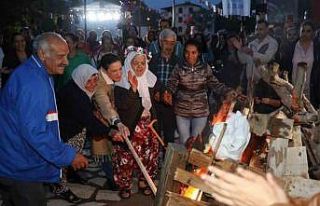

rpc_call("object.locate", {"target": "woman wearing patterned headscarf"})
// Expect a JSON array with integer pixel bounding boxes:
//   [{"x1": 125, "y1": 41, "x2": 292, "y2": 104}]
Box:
[{"x1": 113, "y1": 48, "x2": 160, "y2": 199}]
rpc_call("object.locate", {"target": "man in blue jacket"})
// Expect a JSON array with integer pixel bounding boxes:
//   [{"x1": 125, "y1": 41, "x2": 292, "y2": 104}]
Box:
[{"x1": 0, "y1": 32, "x2": 89, "y2": 206}]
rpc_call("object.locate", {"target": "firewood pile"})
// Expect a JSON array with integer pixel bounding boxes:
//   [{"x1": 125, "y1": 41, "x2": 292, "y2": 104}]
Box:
[{"x1": 154, "y1": 62, "x2": 320, "y2": 205}]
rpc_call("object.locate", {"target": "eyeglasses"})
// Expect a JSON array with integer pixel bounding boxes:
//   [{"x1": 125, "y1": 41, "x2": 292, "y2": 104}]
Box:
[{"x1": 302, "y1": 29, "x2": 312, "y2": 33}]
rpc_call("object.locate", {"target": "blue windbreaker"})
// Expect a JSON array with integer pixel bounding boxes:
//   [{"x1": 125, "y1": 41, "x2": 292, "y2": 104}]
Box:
[{"x1": 0, "y1": 55, "x2": 76, "y2": 183}]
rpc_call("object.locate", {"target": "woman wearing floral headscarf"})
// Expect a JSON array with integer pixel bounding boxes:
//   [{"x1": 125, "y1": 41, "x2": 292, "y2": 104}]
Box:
[{"x1": 113, "y1": 48, "x2": 160, "y2": 199}]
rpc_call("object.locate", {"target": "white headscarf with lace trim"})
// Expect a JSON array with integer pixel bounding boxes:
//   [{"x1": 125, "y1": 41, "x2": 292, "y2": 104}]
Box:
[{"x1": 116, "y1": 51, "x2": 157, "y2": 112}]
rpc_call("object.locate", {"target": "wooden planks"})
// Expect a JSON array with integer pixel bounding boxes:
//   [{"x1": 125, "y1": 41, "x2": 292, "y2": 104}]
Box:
[
  {"x1": 268, "y1": 118, "x2": 294, "y2": 139},
  {"x1": 283, "y1": 176, "x2": 320, "y2": 198},
  {"x1": 174, "y1": 168, "x2": 215, "y2": 195},
  {"x1": 284, "y1": 147, "x2": 309, "y2": 178},
  {"x1": 165, "y1": 191, "x2": 210, "y2": 206},
  {"x1": 155, "y1": 143, "x2": 189, "y2": 206},
  {"x1": 249, "y1": 114, "x2": 293, "y2": 139},
  {"x1": 291, "y1": 126, "x2": 303, "y2": 147},
  {"x1": 267, "y1": 138, "x2": 289, "y2": 177},
  {"x1": 188, "y1": 149, "x2": 212, "y2": 168}
]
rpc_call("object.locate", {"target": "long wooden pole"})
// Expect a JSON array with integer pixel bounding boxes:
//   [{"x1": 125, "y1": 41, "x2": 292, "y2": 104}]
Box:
[
  {"x1": 93, "y1": 111, "x2": 157, "y2": 195},
  {"x1": 123, "y1": 136, "x2": 157, "y2": 195}
]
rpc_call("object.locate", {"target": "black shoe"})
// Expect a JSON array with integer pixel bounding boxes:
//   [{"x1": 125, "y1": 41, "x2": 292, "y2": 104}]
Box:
[
  {"x1": 105, "y1": 179, "x2": 119, "y2": 191},
  {"x1": 57, "y1": 189, "x2": 83, "y2": 204},
  {"x1": 67, "y1": 171, "x2": 87, "y2": 184}
]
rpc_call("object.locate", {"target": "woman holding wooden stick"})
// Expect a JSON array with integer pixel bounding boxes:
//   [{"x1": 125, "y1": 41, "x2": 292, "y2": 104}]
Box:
[{"x1": 113, "y1": 47, "x2": 160, "y2": 199}]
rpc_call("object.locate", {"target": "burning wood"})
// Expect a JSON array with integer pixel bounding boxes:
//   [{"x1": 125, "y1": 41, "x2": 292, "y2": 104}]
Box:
[{"x1": 180, "y1": 101, "x2": 234, "y2": 201}]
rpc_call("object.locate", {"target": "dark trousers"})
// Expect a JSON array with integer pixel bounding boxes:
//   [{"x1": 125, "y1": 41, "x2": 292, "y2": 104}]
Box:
[
  {"x1": 101, "y1": 160, "x2": 118, "y2": 190},
  {"x1": 0, "y1": 177, "x2": 46, "y2": 206},
  {"x1": 155, "y1": 102, "x2": 176, "y2": 144}
]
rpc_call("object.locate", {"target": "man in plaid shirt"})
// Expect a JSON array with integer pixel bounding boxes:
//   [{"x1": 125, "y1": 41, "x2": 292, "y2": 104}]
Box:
[{"x1": 149, "y1": 29, "x2": 182, "y2": 144}]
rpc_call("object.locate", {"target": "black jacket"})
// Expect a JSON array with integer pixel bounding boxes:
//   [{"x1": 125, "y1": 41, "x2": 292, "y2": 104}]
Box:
[
  {"x1": 57, "y1": 80, "x2": 110, "y2": 142},
  {"x1": 114, "y1": 83, "x2": 159, "y2": 134}
]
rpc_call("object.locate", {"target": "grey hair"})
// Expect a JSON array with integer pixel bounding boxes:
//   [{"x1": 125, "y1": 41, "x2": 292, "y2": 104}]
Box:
[
  {"x1": 159, "y1": 29, "x2": 177, "y2": 41},
  {"x1": 33, "y1": 32, "x2": 65, "y2": 55}
]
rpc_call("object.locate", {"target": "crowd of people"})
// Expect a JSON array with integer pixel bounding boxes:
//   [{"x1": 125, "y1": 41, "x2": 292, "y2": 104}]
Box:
[{"x1": 0, "y1": 16, "x2": 320, "y2": 206}]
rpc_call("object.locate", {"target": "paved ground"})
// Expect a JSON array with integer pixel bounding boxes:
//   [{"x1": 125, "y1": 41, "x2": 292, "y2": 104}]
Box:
[
  {"x1": 0, "y1": 143, "x2": 157, "y2": 206},
  {"x1": 45, "y1": 144, "x2": 157, "y2": 206}
]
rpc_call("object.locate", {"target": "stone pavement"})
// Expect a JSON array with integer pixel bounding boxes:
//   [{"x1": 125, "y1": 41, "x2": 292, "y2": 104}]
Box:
[
  {"x1": 46, "y1": 144, "x2": 156, "y2": 206},
  {"x1": 0, "y1": 143, "x2": 156, "y2": 206}
]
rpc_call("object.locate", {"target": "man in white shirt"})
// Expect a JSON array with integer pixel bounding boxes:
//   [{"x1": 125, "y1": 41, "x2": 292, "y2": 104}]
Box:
[{"x1": 239, "y1": 20, "x2": 279, "y2": 84}]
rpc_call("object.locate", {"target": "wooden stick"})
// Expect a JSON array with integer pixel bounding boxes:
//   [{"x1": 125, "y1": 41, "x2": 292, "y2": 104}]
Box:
[
  {"x1": 212, "y1": 123, "x2": 227, "y2": 159},
  {"x1": 123, "y1": 136, "x2": 157, "y2": 195},
  {"x1": 93, "y1": 110, "x2": 157, "y2": 194},
  {"x1": 148, "y1": 119, "x2": 166, "y2": 148},
  {"x1": 212, "y1": 101, "x2": 235, "y2": 159}
]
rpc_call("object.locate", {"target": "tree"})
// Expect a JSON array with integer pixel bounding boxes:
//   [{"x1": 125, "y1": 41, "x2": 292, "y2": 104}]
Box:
[{"x1": 0, "y1": 0, "x2": 69, "y2": 31}]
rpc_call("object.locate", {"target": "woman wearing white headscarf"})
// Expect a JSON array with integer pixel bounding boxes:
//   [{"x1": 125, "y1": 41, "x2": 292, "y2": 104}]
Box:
[
  {"x1": 113, "y1": 49, "x2": 160, "y2": 198},
  {"x1": 54, "y1": 64, "x2": 122, "y2": 203}
]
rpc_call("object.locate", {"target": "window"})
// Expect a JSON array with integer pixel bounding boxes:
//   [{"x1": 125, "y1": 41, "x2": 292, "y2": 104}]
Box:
[
  {"x1": 178, "y1": 17, "x2": 183, "y2": 23},
  {"x1": 178, "y1": 8, "x2": 183, "y2": 13},
  {"x1": 178, "y1": 27, "x2": 183, "y2": 33},
  {"x1": 189, "y1": 7, "x2": 193, "y2": 13}
]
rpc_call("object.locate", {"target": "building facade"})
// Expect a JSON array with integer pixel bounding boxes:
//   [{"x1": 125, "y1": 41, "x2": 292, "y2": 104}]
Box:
[{"x1": 161, "y1": 1, "x2": 203, "y2": 35}]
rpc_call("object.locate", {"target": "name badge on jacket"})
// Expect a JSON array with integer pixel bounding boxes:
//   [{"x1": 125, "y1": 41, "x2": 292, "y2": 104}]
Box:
[{"x1": 46, "y1": 111, "x2": 58, "y2": 122}]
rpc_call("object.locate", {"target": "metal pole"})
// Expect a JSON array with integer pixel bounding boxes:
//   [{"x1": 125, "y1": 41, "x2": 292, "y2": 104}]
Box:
[
  {"x1": 172, "y1": 0, "x2": 176, "y2": 27},
  {"x1": 84, "y1": 0, "x2": 87, "y2": 41},
  {"x1": 263, "y1": 0, "x2": 267, "y2": 21},
  {"x1": 138, "y1": 0, "x2": 142, "y2": 37}
]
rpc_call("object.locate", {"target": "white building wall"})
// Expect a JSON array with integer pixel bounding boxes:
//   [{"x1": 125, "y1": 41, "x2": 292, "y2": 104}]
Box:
[{"x1": 161, "y1": 4, "x2": 201, "y2": 35}]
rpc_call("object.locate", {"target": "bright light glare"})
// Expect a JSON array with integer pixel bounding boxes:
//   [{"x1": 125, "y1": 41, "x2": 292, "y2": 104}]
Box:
[
  {"x1": 111, "y1": 12, "x2": 121, "y2": 20},
  {"x1": 87, "y1": 11, "x2": 97, "y2": 22},
  {"x1": 86, "y1": 10, "x2": 121, "y2": 22}
]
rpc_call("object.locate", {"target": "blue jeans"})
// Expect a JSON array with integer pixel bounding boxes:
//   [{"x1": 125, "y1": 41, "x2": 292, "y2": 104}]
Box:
[{"x1": 176, "y1": 115, "x2": 208, "y2": 144}]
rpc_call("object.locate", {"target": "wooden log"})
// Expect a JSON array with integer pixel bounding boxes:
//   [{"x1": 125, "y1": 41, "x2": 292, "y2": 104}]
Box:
[
  {"x1": 174, "y1": 168, "x2": 216, "y2": 195},
  {"x1": 268, "y1": 118, "x2": 294, "y2": 139},
  {"x1": 291, "y1": 126, "x2": 303, "y2": 147},
  {"x1": 292, "y1": 62, "x2": 307, "y2": 109},
  {"x1": 155, "y1": 143, "x2": 189, "y2": 206},
  {"x1": 249, "y1": 114, "x2": 270, "y2": 136},
  {"x1": 212, "y1": 159, "x2": 238, "y2": 173},
  {"x1": 188, "y1": 149, "x2": 212, "y2": 168},
  {"x1": 123, "y1": 136, "x2": 157, "y2": 195},
  {"x1": 165, "y1": 191, "x2": 210, "y2": 206},
  {"x1": 284, "y1": 146, "x2": 309, "y2": 178},
  {"x1": 267, "y1": 138, "x2": 289, "y2": 177},
  {"x1": 282, "y1": 176, "x2": 320, "y2": 198}
]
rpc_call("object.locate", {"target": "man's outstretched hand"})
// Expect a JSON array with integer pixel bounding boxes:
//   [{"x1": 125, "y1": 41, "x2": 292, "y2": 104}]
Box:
[{"x1": 71, "y1": 153, "x2": 88, "y2": 170}]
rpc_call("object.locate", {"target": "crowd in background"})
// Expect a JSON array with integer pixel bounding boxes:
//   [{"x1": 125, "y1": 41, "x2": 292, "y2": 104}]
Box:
[{"x1": 1, "y1": 16, "x2": 320, "y2": 204}]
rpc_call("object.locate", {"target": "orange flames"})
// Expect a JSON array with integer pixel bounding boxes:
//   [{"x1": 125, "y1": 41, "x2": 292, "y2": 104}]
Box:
[
  {"x1": 211, "y1": 102, "x2": 233, "y2": 125},
  {"x1": 182, "y1": 101, "x2": 232, "y2": 200},
  {"x1": 181, "y1": 167, "x2": 208, "y2": 200}
]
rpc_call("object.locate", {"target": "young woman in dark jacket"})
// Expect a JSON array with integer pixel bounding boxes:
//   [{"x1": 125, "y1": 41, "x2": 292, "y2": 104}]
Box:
[
  {"x1": 166, "y1": 39, "x2": 236, "y2": 144},
  {"x1": 113, "y1": 48, "x2": 160, "y2": 198}
]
